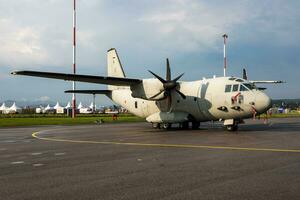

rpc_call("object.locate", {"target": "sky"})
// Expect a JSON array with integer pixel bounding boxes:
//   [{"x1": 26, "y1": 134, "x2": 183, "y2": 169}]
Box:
[{"x1": 0, "y1": 0, "x2": 299, "y2": 106}]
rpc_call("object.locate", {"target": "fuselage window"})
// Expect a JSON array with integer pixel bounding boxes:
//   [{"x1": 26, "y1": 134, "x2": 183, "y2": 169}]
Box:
[
  {"x1": 225, "y1": 85, "x2": 232, "y2": 92},
  {"x1": 240, "y1": 84, "x2": 248, "y2": 91},
  {"x1": 232, "y1": 84, "x2": 239, "y2": 92},
  {"x1": 135, "y1": 101, "x2": 138, "y2": 109}
]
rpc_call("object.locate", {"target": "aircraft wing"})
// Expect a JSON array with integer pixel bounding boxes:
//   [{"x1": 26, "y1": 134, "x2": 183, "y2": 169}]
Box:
[
  {"x1": 64, "y1": 90, "x2": 111, "y2": 95},
  {"x1": 249, "y1": 80, "x2": 285, "y2": 84},
  {"x1": 11, "y1": 70, "x2": 142, "y2": 86}
]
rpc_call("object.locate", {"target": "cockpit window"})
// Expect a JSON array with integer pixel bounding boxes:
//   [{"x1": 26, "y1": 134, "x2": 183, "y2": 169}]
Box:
[
  {"x1": 225, "y1": 85, "x2": 232, "y2": 92},
  {"x1": 240, "y1": 84, "x2": 248, "y2": 91},
  {"x1": 236, "y1": 79, "x2": 244, "y2": 82},
  {"x1": 243, "y1": 83, "x2": 256, "y2": 90},
  {"x1": 229, "y1": 77, "x2": 236, "y2": 81},
  {"x1": 232, "y1": 84, "x2": 239, "y2": 92}
]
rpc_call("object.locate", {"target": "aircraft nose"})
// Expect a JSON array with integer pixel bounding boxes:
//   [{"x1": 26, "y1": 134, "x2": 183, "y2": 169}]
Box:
[{"x1": 255, "y1": 92, "x2": 272, "y2": 114}]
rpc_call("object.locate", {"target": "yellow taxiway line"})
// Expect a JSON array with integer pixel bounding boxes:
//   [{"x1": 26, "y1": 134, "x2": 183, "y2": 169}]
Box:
[{"x1": 32, "y1": 132, "x2": 300, "y2": 153}]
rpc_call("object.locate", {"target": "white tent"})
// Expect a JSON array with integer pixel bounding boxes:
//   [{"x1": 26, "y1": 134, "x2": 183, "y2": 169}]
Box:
[
  {"x1": 77, "y1": 102, "x2": 84, "y2": 109},
  {"x1": 35, "y1": 106, "x2": 44, "y2": 114},
  {"x1": 0, "y1": 103, "x2": 8, "y2": 111},
  {"x1": 6, "y1": 102, "x2": 21, "y2": 114},
  {"x1": 44, "y1": 104, "x2": 55, "y2": 113},
  {"x1": 89, "y1": 102, "x2": 96, "y2": 109},
  {"x1": 65, "y1": 102, "x2": 71, "y2": 109},
  {"x1": 54, "y1": 102, "x2": 63, "y2": 109},
  {"x1": 53, "y1": 102, "x2": 64, "y2": 114},
  {"x1": 45, "y1": 104, "x2": 52, "y2": 111}
]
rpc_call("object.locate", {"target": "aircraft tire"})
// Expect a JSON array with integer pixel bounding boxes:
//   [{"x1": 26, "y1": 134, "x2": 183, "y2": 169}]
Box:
[
  {"x1": 152, "y1": 123, "x2": 160, "y2": 129},
  {"x1": 161, "y1": 123, "x2": 171, "y2": 129},
  {"x1": 192, "y1": 121, "x2": 200, "y2": 130},
  {"x1": 226, "y1": 124, "x2": 238, "y2": 131},
  {"x1": 181, "y1": 122, "x2": 189, "y2": 129}
]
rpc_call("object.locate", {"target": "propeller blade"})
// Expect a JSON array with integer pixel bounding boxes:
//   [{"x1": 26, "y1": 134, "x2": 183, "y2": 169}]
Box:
[
  {"x1": 243, "y1": 68, "x2": 248, "y2": 80},
  {"x1": 172, "y1": 73, "x2": 184, "y2": 82},
  {"x1": 149, "y1": 90, "x2": 165, "y2": 100},
  {"x1": 166, "y1": 58, "x2": 171, "y2": 81},
  {"x1": 148, "y1": 70, "x2": 166, "y2": 83},
  {"x1": 175, "y1": 89, "x2": 186, "y2": 99}
]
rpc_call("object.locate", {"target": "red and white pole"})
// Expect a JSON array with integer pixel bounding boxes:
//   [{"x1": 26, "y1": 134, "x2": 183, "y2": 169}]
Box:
[
  {"x1": 222, "y1": 34, "x2": 228, "y2": 77},
  {"x1": 72, "y1": 0, "x2": 77, "y2": 118}
]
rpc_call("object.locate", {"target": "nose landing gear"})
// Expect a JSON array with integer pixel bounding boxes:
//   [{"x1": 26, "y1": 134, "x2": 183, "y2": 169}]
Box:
[
  {"x1": 224, "y1": 119, "x2": 239, "y2": 132},
  {"x1": 226, "y1": 124, "x2": 238, "y2": 131}
]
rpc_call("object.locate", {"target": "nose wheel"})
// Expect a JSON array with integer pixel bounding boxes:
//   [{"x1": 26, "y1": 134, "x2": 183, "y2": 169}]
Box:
[{"x1": 226, "y1": 124, "x2": 238, "y2": 131}]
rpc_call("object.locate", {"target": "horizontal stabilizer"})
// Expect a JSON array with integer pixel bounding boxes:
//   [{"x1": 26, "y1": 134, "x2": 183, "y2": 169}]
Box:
[
  {"x1": 65, "y1": 90, "x2": 111, "y2": 95},
  {"x1": 11, "y1": 71, "x2": 141, "y2": 86},
  {"x1": 250, "y1": 80, "x2": 285, "y2": 84}
]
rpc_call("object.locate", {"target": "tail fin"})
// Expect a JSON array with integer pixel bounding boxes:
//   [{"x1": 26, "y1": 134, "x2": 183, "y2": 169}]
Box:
[{"x1": 107, "y1": 48, "x2": 126, "y2": 90}]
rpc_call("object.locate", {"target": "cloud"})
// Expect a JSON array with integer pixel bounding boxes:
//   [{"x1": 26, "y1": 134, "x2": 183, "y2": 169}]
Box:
[
  {"x1": 0, "y1": 0, "x2": 299, "y2": 101},
  {"x1": 35, "y1": 96, "x2": 51, "y2": 102},
  {"x1": 0, "y1": 18, "x2": 48, "y2": 67}
]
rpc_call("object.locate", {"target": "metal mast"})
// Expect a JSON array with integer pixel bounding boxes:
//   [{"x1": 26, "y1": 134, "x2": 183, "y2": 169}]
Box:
[
  {"x1": 72, "y1": 0, "x2": 77, "y2": 118},
  {"x1": 222, "y1": 34, "x2": 228, "y2": 77}
]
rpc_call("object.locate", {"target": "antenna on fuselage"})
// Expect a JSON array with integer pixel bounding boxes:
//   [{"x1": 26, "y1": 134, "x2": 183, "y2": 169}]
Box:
[{"x1": 222, "y1": 34, "x2": 228, "y2": 77}]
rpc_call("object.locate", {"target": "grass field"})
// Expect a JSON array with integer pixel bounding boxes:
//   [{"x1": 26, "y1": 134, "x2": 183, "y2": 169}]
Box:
[
  {"x1": 0, "y1": 114, "x2": 144, "y2": 127},
  {"x1": 1, "y1": 112, "x2": 300, "y2": 127}
]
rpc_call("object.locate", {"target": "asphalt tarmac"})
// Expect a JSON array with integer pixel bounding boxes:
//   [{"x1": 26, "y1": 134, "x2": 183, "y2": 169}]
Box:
[{"x1": 1, "y1": 118, "x2": 300, "y2": 200}]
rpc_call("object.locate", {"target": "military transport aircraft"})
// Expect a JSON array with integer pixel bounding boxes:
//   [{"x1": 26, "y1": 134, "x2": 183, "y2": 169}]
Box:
[{"x1": 12, "y1": 48, "x2": 283, "y2": 131}]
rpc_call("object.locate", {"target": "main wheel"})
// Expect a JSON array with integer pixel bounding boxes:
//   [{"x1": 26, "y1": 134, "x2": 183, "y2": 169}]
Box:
[
  {"x1": 181, "y1": 122, "x2": 189, "y2": 129},
  {"x1": 152, "y1": 123, "x2": 160, "y2": 129},
  {"x1": 192, "y1": 121, "x2": 200, "y2": 130},
  {"x1": 161, "y1": 123, "x2": 171, "y2": 129}
]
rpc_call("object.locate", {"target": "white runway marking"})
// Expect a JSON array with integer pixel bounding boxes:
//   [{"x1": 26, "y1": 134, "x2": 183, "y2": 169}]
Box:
[
  {"x1": 11, "y1": 161, "x2": 25, "y2": 165},
  {"x1": 54, "y1": 152, "x2": 66, "y2": 156},
  {"x1": 4, "y1": 140, "x2": 16, "y2": 143},
  {"x1": 33, "y1": 163, "x2": 44, "y2": 167},
  {"x1": 30, "y1": 152, "x2": 42, "y2": 156}
]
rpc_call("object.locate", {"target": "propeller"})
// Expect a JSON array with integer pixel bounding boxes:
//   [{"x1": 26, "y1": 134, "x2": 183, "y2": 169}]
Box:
[{"x1": 148, "y1": 58, "x2": 186, "y2": 110}]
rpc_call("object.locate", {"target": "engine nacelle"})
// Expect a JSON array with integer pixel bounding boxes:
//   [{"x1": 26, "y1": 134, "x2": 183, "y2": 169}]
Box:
[{"x1": 130, "y1": 78, "x2": 165, "y2": 100}]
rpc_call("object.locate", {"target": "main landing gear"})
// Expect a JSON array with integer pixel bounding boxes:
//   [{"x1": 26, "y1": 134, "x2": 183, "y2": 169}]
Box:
[
  {"x1": 179, "y1": 121, "x2": 200, "y2": 130},
  {"x1": 152, "y1": 121, "x2": 200, "y2": 130},
  {"x1": 151, "y1": 123, "x2": 171, "y2": 129}
]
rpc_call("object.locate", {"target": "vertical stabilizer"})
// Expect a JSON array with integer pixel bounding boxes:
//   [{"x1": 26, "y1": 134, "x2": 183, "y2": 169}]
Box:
[{"x1": 107, "y1": 48, "x2": 126, "y2": 90}]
